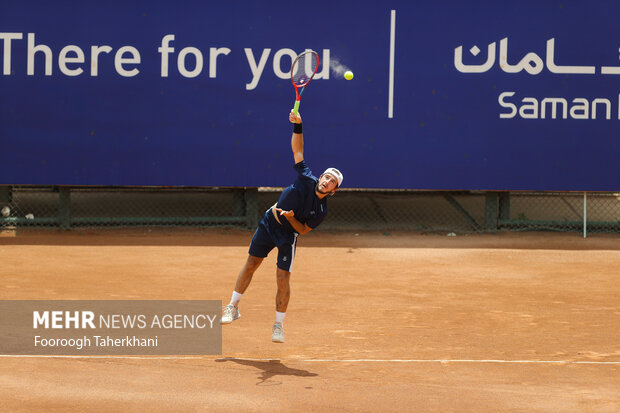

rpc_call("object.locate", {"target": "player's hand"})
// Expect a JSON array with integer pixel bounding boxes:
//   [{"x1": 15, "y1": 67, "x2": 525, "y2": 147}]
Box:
[
  {"x1": 275, "y1": 207, "x2": 294, "y2": 217},
  {"x1": 289, "y1": 110, "x2": 302, "y2": 124}
]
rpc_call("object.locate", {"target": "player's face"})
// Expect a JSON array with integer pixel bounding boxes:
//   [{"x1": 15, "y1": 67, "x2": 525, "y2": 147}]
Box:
[{"x1": 317, "y1": 173, "x2": 338, "y2": 194}]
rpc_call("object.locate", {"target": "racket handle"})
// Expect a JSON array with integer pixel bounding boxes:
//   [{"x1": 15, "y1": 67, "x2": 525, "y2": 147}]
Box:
[{"x1": 293, "y1": 100, "x2": 300, "y2": 117}]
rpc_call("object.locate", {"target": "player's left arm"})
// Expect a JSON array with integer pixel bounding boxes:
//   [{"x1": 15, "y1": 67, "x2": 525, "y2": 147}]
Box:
[{"x1": 275, "y1": 208, "x2": 312, "y2": 235}]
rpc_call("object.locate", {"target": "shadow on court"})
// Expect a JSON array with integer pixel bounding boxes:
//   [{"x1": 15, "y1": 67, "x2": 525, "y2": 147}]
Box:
[{"x1": 215, "y1": 358, "x2": 318, "y2": 385}]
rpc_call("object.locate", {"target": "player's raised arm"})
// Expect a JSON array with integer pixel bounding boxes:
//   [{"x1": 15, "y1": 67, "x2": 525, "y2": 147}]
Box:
[{"x1": 289, "y1": 110, "x2": 304, "y2": 164}]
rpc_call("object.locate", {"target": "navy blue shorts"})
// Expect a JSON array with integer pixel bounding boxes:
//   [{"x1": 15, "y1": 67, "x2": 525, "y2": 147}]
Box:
[{"x1": 249, "y1": 212, "x2": 299, "y2": 272}]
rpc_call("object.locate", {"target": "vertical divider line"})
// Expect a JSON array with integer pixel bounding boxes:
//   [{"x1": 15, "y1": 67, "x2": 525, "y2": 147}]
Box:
[
  {"x1": 583, "y1": 192, "x2": 587, "y2": 238},
  {"x1": 388, "y1": 9, "x2": 396, "y2": 118}
]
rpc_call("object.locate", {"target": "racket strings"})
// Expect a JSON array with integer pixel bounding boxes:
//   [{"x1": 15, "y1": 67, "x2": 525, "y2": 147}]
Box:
[{"x1": 291, "y1": 51, "x2": 319, "y2": 87}]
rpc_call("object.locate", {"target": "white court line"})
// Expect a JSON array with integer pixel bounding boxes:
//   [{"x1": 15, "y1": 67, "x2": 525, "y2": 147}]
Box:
[
  {"x1": 304, "y1": 359, "x2": 620, "y2": 365},
  {"x1": 0, "y1": 355, "x2": 619, "y2": 365},
  {"x1": 388, "y1": 9, "x2": 396, "y2": 119}
]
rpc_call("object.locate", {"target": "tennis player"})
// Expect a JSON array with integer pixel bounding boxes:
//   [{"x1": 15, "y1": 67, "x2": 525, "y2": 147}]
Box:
[{"x1": 221, "y1": 110, "x2": 343, "y2": 343}]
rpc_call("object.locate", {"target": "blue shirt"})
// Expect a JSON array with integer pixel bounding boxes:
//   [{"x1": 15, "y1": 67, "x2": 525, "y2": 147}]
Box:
[{"x1": 275, "y1": 160, "x2": 328, "y2": 232}]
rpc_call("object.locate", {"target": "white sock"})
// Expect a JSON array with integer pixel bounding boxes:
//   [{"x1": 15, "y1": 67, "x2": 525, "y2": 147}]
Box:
[
  {"x1": 230, "y1": 291, "x2": 243, "y2": 307},
  {"x1": 275, "y1": 311, "x2": 286, "y2": 324}
]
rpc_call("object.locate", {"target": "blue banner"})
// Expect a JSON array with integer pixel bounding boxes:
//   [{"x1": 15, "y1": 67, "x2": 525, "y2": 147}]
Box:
[{"x1": 1, "y1": 1, "x2": 619, "y2": 190}]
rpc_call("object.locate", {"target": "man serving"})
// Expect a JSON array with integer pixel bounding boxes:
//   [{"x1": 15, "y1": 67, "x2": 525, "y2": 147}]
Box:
[{"x1": 221, "y1": 110, "x2": 343, "y2": 343}]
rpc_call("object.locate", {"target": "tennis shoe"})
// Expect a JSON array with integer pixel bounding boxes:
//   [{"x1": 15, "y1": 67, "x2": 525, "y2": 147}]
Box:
[
  {"x1": 272, "y1": 323, "x2": 285, "y2": 343},
  {"x1": 221, "y1": 305, "x2": 240, "y2": 324}
]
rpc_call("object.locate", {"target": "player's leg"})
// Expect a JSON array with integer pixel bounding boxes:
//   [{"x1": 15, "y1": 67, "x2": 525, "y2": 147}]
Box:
[
  {"x1": 272, "y1": 234, "x2": 297, "y2": 342},
  {"x1": 233, "y1": 255, "x2": 264, "y2": 296},
  {"x1": 222, "y1": 255, "x2": 264, "y2": 324},
  {"x1": 222, "y1": 224, "x2": 274, "y2": 324},
  {"x1": 275, "y1": 268, "x2": 291, "y2": 313},
  {"x1": 272, "y1": 268, "x2": 290, "y2": 343}
]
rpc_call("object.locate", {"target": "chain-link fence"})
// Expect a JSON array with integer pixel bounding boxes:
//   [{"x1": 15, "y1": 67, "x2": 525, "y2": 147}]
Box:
[{"x1": 1, "y1": 186, "x2": 619, "y2": 235}]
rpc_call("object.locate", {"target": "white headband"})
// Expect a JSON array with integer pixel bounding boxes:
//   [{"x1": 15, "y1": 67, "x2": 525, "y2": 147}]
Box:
[{"x1": 323, "y1": 167, "x2": 343, "y2": 187}]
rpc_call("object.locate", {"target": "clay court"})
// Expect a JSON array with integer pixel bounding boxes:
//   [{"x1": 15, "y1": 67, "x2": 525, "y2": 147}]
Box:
[{"x1": 1, "y1": 228, "x2": 619, "y2": 412}]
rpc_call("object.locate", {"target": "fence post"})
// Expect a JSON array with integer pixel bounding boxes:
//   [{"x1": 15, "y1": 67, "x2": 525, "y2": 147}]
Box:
[
  {"x1": 244, "y1": 188, "x2": 259, "y2": 229},
  {"x1": 232, "y1": 189, "x2": 245, "y2": 217},
  {"x1": 59, "y1": 187, "x2": 71, "y2": 229},
  {"x1": 0, "y1": 186, "x2": 12, "y2": 204},
  {"x1": 499, "y1": 192, "x2": 511, "y2": 223},
  {"x1": 485, "y1": 192, "x2": 499, "y2": 232},
  {"x1": 0, "y1": 186, "x2": 11, "y2": 229}
]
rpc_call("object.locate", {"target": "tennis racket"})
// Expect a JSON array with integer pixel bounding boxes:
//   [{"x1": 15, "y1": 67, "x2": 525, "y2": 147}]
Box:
[{"x1": 291, "y1": 50, "x2": 319, "y2": 116}]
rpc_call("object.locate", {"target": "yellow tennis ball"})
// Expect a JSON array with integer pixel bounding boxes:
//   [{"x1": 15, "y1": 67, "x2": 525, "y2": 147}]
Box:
[{"x1": 344, "y1": 70, "x2": 354, "y2": 80}]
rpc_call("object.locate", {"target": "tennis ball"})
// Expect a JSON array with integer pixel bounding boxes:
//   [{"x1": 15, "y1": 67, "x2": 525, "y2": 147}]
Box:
[{"x1": 344, "y1": 70, "x2": 354, "y2": 80}]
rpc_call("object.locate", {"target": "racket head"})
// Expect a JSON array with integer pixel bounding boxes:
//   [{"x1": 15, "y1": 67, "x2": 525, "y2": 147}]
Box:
[{"x1": 291, "y1": 50, "x2": 320, "y2": 88}]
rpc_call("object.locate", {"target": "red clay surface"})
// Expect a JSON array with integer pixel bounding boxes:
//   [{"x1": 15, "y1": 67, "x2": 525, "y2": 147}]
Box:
[{"x1": 1, "y1": 228, "x2": 619, "y2": 412}]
